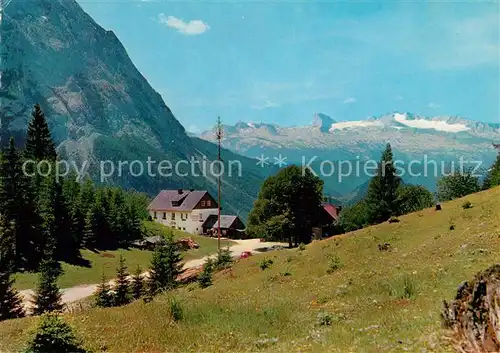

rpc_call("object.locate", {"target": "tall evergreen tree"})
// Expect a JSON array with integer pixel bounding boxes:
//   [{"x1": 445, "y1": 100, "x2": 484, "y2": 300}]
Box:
[
  {"x1": 109, "y1": 189, "x2": 127, "y2": 246},
  {"x1": 0, "y1": 138, "x2": 42, "y2": 269},
  {"x1": 24, "y1": 104, "x2": 57, "y2": 162},
  {"x1": 0, "y1": 217, "x2": 25, "y2": 321},
  {"x1": 148, "y1": 233, "x2": 183, "y2": 295},
  {"x1": 364, "y1": 143, "x2": 401, "y2": 224},
  {"x1": 113, "y1": 254, "x2": 130, "y2": 306}
]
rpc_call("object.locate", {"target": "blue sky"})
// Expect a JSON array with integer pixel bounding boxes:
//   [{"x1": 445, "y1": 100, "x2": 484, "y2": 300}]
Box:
[{"x1": 77, "y1": 0, "x2": 499, "y2": 132}]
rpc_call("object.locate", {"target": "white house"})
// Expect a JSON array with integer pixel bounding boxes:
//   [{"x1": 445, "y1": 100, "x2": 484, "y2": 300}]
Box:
[{"x1": 147, "y1": 189, "x2": 219, "y2": 234}]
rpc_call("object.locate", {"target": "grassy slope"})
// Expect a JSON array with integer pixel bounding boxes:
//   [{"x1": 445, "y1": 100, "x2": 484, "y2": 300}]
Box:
[
  {"x1": 14, "y1": 222, "x2": 235, "y2": 290},
  {"x1": 2, "y1": 188, "x2": 499, "y2": 352}
]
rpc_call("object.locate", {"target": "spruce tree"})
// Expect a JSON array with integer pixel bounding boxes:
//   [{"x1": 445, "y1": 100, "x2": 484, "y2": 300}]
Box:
[
  {"x1": 0, "y1": 137, "x2": 41, "y2": 269},
  {"x1": 131, "y1": 265, "x2": 144, "y2": 300},
  {"x1": 109, "y1": 188, "x2": 127, "y2": 246},
  {"x1": 483, "y1": 151, "x2": 500, "y2": 189},
  {"x1": 32, "y1": 250, "x2": 63, "y2": 315},
  {"x1": 113, "y1": 254, "x2": 130, "y2": 306},
  {"x1": 364, "y1": 143, "x2": 401, "y2": 224},
  {"x1": 94, "y1": 271, "x2": 113, "y2": 308},
  {"x1": 83, "y1": 202, "x2": 102, "y2": 249},
  {"x1": 148, "y1": 233, "x2": 183, "y2": 295},
  {"x1": 0, "y1": 217, "x2": 25, "y2": 321},
  {"x1": 24, "y1": 104, "x2": 57, "y2": 162}
]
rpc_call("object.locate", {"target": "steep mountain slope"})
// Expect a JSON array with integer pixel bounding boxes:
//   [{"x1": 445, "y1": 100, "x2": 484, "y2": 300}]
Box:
[
  {"x1": 1, "y1": 187, "x2": 499, "y2": 352},
  {"x1": 201, "y1": 113, "x2": 498, "y2": 195},
  {"x1": 2, "y1": 0, "x2": 263, "y2": 218}
]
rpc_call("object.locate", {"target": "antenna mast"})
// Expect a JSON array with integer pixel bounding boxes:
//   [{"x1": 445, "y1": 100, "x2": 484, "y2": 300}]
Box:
[{"x1": 215, "y1": 116, "x2": 223, "y2": 251}]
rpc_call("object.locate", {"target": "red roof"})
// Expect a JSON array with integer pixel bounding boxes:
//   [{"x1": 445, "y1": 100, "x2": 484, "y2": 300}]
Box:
[
  {"x1": 148, "y1": 190, "x2": 211, "y2": 211},
  {"x1": 322, "y1": 203, "x2": 340, "y2": 220}
]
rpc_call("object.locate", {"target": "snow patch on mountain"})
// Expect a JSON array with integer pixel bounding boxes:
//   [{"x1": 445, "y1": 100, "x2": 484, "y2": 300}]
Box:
[
  {"x1": 330, "y1": 120, "x2": 384, "y2": 131},
  {"x1": 393, "y1": 113, "x2": 470, "y2": 133}
]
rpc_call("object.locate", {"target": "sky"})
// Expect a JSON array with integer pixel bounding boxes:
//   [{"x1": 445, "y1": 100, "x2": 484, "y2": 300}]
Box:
[{"x1": 76, "y1": 0, "x2": 500, "y2": 133}]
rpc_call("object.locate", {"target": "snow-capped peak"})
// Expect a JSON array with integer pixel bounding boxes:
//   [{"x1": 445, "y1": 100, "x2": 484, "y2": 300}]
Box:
[{"x1": 392, "y1": 113, "x2": 470, "y2": 133}]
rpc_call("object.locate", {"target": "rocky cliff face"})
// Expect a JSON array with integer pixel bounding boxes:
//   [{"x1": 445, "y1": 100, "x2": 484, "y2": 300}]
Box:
[{"x1": 2, "y1": 0, "x2": 263, "y2": 218}]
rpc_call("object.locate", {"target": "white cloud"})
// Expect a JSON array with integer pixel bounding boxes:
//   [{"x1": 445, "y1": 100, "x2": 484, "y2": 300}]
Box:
[
  {"x1": 158, "y1": 14, "x2": 210, "y2": 36},
  {"x1": 394, "y1": 95, "x2": 404, "y2": 101},
  {"x1": 251, "y1": 100, "x2": 280, "y2": 110},
  {"x1": 186, "y1": 124, "x2": 201, "y2": 134},
  {"x1": 343, "y1": 97, "x2": 356, "y2": 104},
  {"x1": 427, "y1": 102, "x2": 440, "y2": 108}
]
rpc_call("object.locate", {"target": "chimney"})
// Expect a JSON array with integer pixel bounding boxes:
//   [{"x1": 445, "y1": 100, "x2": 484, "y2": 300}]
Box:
[{"x1": 177, "y1": 189, "x2": 183, "y2": 194}]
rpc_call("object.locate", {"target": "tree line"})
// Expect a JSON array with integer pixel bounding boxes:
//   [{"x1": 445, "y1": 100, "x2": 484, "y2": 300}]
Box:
[{"x1": 247, "y1": 143, "x2": 500, "y2": 240}]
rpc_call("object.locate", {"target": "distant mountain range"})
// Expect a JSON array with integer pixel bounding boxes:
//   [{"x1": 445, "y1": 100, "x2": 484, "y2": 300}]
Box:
[{"x1": 200, "y1": 113, "x2": 499, "y2": 200}]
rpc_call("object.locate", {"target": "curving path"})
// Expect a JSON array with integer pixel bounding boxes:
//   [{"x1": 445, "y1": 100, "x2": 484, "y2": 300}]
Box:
[{"x1": 19, "y1": 239, "x2": 286, "y2": 310}]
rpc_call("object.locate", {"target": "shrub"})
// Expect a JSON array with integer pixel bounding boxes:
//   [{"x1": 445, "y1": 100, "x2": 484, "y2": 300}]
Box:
[
  {"x1": 449, "y1": 224, "x2": 455, "y2": 231},
  {"x1": 214, "y1": 248, "x2": 233, "y2": 270},
  {"x1": 24, "y1": 313, "x2": 87, "y2": 353},
  {"x1": 298, "y1": 243, "x2": 306, "y2": 251},
  {"x1": 169, "y1": 298, "x2": 183, "y2": 322},
  {"x1": 326, "y1": 254, "x2": 342, "y2": 274},
  {"x1": 316, "y1": 311, "x2": 333, "y2": 326},
  {"x1": 258, "y1": 258, "x2": 274, "y2": 271},
  {"x1": 387, "y1": 276, "x2": 417, "y2": 299},
  {"x1": 388, "y1": 216, "x2": 400, "y2": 223},
  {"x1": 462, "y1": 200, "x2": 473, "y2": 209}
]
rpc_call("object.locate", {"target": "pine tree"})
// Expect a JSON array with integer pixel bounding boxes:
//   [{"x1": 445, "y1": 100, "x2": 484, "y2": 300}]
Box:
[
  {"x1": 95, "y1": 189, "x2": 114, "y2": 249},
  {"x1": 94, "y1": 271, "x2": 113, "y2": 308},
  {"x1": 148, "y1": 233, "x2": 183, "y2": 295},
  {"x1": 83, "y1": 202, "x2": 102, "y2": 249},
  {"x1": 32, "y1": 252, "x2": 63, "y2": 315},
  {"x1": 198, "y1": 257, "x2": 214, "y2": 289},
  {"x1": 364, "y1": 143, "x2": 401, "y2": 224},
  {"x1": 24, "y1": 104, "x2": 57, "y2": 162},
  {"x1": 131, "y1": 265, "x2": 144, "y2": 300},
  {"x1": 109, "y1": 188, "x2": 127, "y2": 246},
  {"x1": 483, "y1": 151, "x2": 500, "y2": 189},
  {"x1": 0, "y1": 218, "x2": 25, "y2": 321},
  {"x1": 0, "y1": 137, "x2": 42, "y2": 269},
  {"x1": 113, "y1": 254, "x2": 130, "y2": 306}
]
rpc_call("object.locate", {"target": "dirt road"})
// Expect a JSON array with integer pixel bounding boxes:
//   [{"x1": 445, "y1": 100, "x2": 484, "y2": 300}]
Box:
[{"x1": 19, "y1": 239, "x2": 286, "y2": 310}]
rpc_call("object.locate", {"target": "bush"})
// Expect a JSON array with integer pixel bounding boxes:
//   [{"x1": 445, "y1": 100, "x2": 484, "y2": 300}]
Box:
[
  {"x1": 387, "y1": 276, "x2": 417, "y2": 299},
  {"x1": 169, "y1": 297, "x2": 183, "y2": 322},
  {"x1": 462, "y1": 200, "x2": 473, "y2": 209},
  {"x1": 326, "y1": 254, "x2": 342, "y2": 274},
  {"x1": 258, "y1": 258, "x2": 274, "y2": 271},
  {"x1": 437, "y1": 170, "x2": 480, "y2": 202},
  {"x1": 316, "y1": 311, "x2": 333, "y2": 326},
  {"x1": 298, "y1": 243, "x2": 306, "y2": 251},
  {"x1": 24, "y1": 313, "x2": 87, "y2": 353},
  {"x1": 214, "y1": 248, "x2": 233, "y2": 270}
]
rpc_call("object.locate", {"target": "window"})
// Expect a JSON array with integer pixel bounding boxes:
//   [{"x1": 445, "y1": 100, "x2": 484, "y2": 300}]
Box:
[
  {"x1": 207, "y1": 200, "x2": 211, "y2": 207},
  {"x1": 162, "y1": 212, "x2": 166, "y2": 220},
  {"x1": 199, "y1": 213, "x2": 203, "y2": 221},
  {"x1": 200, "y1": 201, "x2": 206, "y2": 207},
  {"x1": 172, "y1": 213, "x2": 176, "y2": 220},
  {"x1": 153, "y1": 211, "x2": 157, "y2": 219},
  {"x1": 183, "y1": 227, "x2": 186, "y2": 231}
]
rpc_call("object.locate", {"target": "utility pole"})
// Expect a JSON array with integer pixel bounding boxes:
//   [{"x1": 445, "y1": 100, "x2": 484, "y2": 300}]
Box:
[{"x1": 215, "y1": 116, "x2": 223, "y2": 251}]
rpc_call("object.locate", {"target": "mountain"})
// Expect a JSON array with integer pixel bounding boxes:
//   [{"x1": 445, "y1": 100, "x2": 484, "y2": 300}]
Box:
[
  {"x1": 2, "y1": 0, "x2": 265, "y2": 219},
  {"x1": 200, "y1": 112, "x2": 499, "y2": 198}
]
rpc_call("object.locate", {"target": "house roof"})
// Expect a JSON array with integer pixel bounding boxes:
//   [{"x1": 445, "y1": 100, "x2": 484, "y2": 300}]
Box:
[
  {"x1": 202, "y1": 215, "x2": 243, "y2": 229},
  {"x1": 148, "y1": 190, "x2": 210, "y2": 211},
  {"x1": 321, "y1": 202, "x2": 341, "y2": 220}
]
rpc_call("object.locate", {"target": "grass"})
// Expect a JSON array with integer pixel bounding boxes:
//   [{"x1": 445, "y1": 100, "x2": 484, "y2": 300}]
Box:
[
  {"x1": 2, "y1": 187, "x2": 500, "y2": 352},
  {"x1": 14, "y1": 222, "x2": 235, "y2": 290}
]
